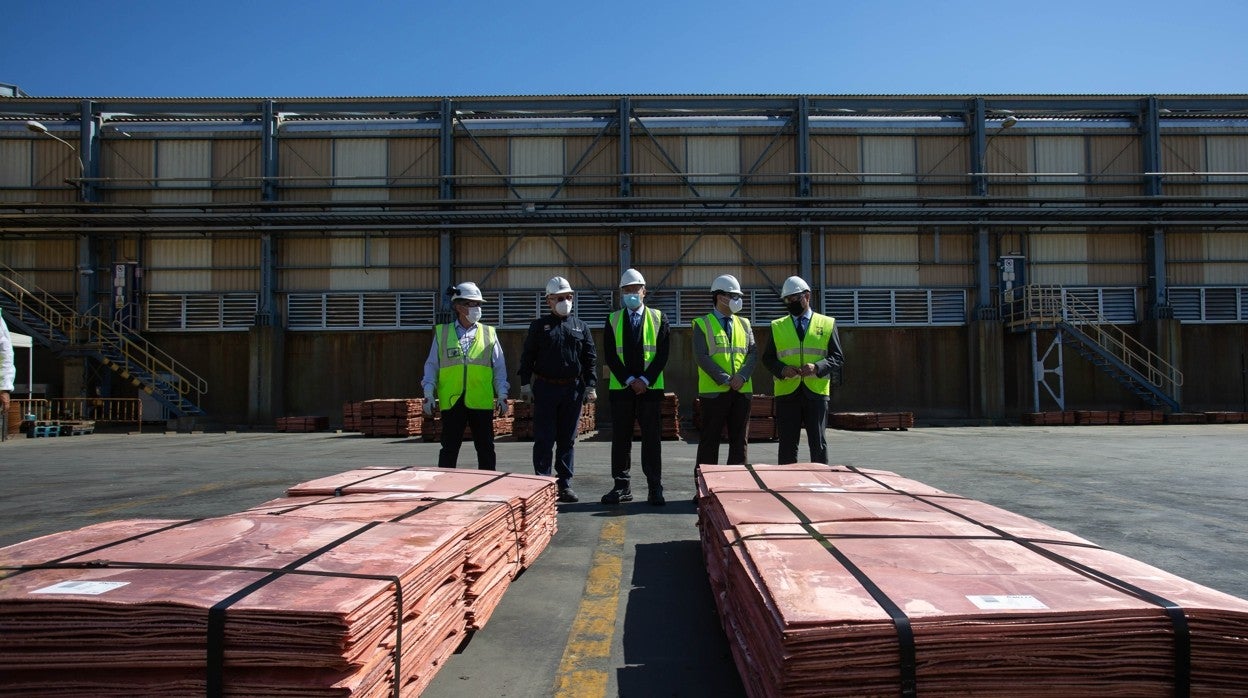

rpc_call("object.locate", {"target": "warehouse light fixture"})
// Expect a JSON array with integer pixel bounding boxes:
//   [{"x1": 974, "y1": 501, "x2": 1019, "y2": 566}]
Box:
[{"x1": 25, "y1": 120, "x2": 85, "y2": 195}]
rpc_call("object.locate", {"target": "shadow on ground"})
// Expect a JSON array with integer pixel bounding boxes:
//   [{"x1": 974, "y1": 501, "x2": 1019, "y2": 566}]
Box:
[{"x1": 617, "y1": 540, "x2": 746, "y2": 697}]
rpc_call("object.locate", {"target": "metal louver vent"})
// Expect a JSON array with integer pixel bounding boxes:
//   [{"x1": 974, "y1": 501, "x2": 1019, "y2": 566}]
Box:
[
  {"x1": 146, "y1": 294, "x2": 258, "y2": 331},
  {"x1": 1171, "y1": 286, "x2": 1246, "y2": 323}
]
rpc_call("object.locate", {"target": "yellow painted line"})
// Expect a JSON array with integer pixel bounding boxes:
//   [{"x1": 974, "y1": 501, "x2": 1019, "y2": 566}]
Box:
[{"x1": 553, "y1": 515, "x2": 627, "y2": 698}]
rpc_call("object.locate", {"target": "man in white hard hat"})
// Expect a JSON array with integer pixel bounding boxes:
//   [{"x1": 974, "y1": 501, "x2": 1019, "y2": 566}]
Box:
[
  {"x1": 517, "y1": 276, "x2": 599, "y2": 503},
  {"x1": 422, "y1": 282, "x2": 510, "y2": 470},
  {"x1": 601, "y1": 268, "x2": 671, "y2": 505},
  {"x1": 761, "y1": 276, "x2": 844, "y2": 465},
  {"x1": 692, "y1": 274, "x2": 757, "y2": 469}
]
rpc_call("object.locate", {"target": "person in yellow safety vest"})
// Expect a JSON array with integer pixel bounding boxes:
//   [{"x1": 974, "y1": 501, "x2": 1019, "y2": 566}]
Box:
[
  {"x1": 601, "y1": 268, "x2": 671, "y2": 506},
  {"x1": 761, "y1": 276, "x2": 845, "y2": 465},
  {"x1": 421, "y1": 282, "x2": 510, "y2": 470},
  {"x1": 692, "y1": 274, "x2": 758, "y2": 470}
]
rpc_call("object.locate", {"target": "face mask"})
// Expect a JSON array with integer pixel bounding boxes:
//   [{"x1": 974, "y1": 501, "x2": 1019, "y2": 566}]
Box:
[
  {"x1": 554, "y1": 299, "x2": 573, "y2": 317},
  {"x1": 727, "y1": 297, "x2": 744, "y2": 315},
  {"x1": 622, "y1": 293, "x2": 642, "y2": 310},
  {"x1": 785, "y1": 299, "x2": 805, "y2": 315},
  {"x1": 465, "y1": 307, "x2": 482, "y2": 324}
]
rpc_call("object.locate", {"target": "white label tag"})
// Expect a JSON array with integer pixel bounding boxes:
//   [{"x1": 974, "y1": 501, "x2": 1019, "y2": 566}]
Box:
[
  {"x1": 32, "y1": 580, "x2": 129, "y2": 595},
  {"x1": 967, "y1": 594, "x2": 1048, "y2": 610},
  {"x1": 798, "y1": 483, "x2": 846, "y2": 492}
]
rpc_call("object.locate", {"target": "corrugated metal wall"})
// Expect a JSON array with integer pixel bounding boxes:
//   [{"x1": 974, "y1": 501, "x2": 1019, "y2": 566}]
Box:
[
  {"x1": 102, "y1": 139, "x2": 154, "y2": 204},
  {"x1": 278, "y1": 139, "x2": 331, "y2": 201},
  {"x1": 861, "y1": 137, "x2": 917, "y2": 199},
  {"x1": 1205, "y1": 135, "x2": 1248, "y2": 198},
  {"x1": 332, "y1": 139, "x2": 388, "y2": 202},
  {"x1": 0, "y1": 238, "x2": 76, "y2": 293},
  {"x1": 1028, "y1": 233, "x2": 1089, "y2": 285},
  {"x1": 510, "y1": 137, "x2": 563, "y2": 199},
  {"x1": 455, "y1": 136, "x2": 508, "y2": 200},
  {"x1": 147, "y1": 239, "x2": 212, "y2": 292},
  {"x1": 0, "y1": 140, "x2": 33, "y2": 203},
  {"x1": 388, "y1": 137, "x2": 440, "y2": 201},
  {"x1": 154, "y1": 140, "x2": 212, "y2": 204},
  {"x1": 212, "y1": 138, "x2": 262, "y2": 203},
  {"x1": 809, "y1": 134, "x2": 860, "y2": 198},
  {"x1": 563, "y1": 135, "x2": 617, "y2": 199},
  {"x1": 1030, "y1": 136, "x2": 1085, "y2": 199}
]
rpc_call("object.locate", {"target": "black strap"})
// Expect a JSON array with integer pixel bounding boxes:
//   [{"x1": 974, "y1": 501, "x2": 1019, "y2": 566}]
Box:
[
  {"x1": 743, "y1": 464, "x2": 918, "y2": 697},
  {"x1": 0, "y1": 518, "x2": 204, "y2": 581},
  {"x1": 205, "y1": 519, "x2": 395, "y2": 698},
  {"x1": 842, "y1": 465, "x2": 1192, "y2": 697}
]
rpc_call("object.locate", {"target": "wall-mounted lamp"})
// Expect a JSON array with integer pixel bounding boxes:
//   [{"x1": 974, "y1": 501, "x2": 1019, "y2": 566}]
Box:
[{"x1": 26, "y1": 120, "x2": 86, "y2": 193}]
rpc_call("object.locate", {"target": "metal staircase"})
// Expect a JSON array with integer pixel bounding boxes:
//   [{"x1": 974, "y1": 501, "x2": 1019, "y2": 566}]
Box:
[
  {"x1": 0, "y1": 268, "x2": 207, "y2": 418},
  {"x1": 1003, "y1": 285, "x2": 1182, "y2": 412}
]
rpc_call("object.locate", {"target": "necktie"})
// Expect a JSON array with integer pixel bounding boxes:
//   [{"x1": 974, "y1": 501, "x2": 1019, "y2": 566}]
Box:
[
  {"x1": 721, "y1": 315, "x2": 731, "y2": 334},
  {"x1": 631, "y1": 312, "x2": 641, "y2": 332},
  {"x1": 796, "y1": 316, "x2": 807, "y2": 339}
]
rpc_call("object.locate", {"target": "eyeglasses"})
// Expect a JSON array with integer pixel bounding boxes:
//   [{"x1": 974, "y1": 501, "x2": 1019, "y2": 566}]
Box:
[
  {"x1": 550, "y1": 293, "x2": 573, "y2": 302},
  {"x1": 460, "y1": 301, "x2": 483, "y2": 308}
]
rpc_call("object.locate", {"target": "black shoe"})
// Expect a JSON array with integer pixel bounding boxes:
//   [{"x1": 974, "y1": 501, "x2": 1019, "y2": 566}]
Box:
[
  {"x1": 600, "y1": 489, "x2": 633, "y2": 505},
  {"x1": 557, "y1": 488, "x2": 579, "y2": 503},
  {"x1": 648, "y1": 490, "x2": 666, "y2": 506}
]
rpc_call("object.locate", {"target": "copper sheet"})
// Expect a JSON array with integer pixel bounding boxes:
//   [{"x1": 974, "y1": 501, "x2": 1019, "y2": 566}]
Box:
[
  {"x1": 698, "y1": 463, "x2": 1248, "y2": 697},
  {"x1": 0, "y1": 513, "x2": 467, "y2": 695},
  {"x1": 240, "y1": 493, "x2": 524, "y2": 630}
]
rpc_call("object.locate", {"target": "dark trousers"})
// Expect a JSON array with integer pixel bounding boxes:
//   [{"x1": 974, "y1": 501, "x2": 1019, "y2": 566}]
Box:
[
  {"x1": 775, "y1": 389, "x2": 829, "y2": 465},
  {"x1": 609, "y1": 390, "x2": 663, "y2": 492},
  {"x1": 532, "y1": 380, "x2": 583, "y2": 490},
  {"x1": 437, "y1": 398, "x2": 496, "y2": 470},
  {"x1": 695, "y1": 390, "x2": 751, "y2": 467}
]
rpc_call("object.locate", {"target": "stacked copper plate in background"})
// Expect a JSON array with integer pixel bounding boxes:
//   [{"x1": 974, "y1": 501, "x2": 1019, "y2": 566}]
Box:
[
  {"x1": 827, "y1": 411, "x2": 914, "y2": 431},
  {"x1": 631, "y1": 392, "x2": 681, "y2": 440},
  {"x1": 512, "y1": 400, "x2": 597, "y2": 441},
  {"x1": 275, "y1": 415, "x2": 330, "y2": 432},
  {"x1": 0, "y1": 467, "x2": 558, "y2": 696},
  {"x1": 696, "y1": 463, "x2": 1248, "y2": 697}
]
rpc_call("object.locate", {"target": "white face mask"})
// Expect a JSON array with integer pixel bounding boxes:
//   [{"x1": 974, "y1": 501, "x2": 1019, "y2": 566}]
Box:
[
  {"x1": 727, "y1": 297, "x2": 744, "y2": 315},
  {"x1": 554, "y1": 299, "x2": 573, "y2": 317},
  {"x1": 465, "y1": 307, "x2": 482, "y2": 324}
]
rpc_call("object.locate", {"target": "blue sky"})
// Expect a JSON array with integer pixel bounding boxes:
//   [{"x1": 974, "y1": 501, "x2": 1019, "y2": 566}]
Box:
[{"x1": 4, "y1": 0, "x2": 1246, "y2": 98}]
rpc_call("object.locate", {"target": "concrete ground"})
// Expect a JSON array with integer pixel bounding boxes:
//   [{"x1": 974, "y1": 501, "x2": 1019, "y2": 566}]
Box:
[{"x1": 1, "y1": 423, "x2": 1245, "y2": 697}]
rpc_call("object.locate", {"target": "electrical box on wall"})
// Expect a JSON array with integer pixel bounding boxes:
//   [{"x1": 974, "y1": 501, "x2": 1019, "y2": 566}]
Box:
[{"x1": 998, "y1": 255, "x2": 1026, "y2": 298}]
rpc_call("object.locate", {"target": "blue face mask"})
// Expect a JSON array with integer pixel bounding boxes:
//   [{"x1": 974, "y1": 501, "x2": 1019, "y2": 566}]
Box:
[{"x1": 622, "y1": 293, "x2": 642, "y2": 310}]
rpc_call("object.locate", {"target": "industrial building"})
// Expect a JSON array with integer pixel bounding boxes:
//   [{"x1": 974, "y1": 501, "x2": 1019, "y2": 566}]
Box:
[{"x1": 1, "y1": 92, "x2": 1246, "y2": 426}]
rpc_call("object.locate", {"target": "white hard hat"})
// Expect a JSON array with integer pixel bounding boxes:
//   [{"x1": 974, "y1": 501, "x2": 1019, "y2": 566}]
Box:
[
  {"x1": 619, "y1": 268, "x2": 646, "y2": 288},
  {"x1": 711, "y1": 274, "x2": 742, "y2": 295},
  {"x1": 451, "y1": 282, "x2": 485, "y2": 303},
  {"x1": 780, "y1": 276, "x2": 811, "y2": 298},
  {"x1": 545, "y1": 276, "x2": 573, "y2": 296}
]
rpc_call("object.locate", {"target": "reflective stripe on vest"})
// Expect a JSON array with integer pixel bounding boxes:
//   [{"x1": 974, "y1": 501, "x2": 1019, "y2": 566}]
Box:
[
  {"x1": 770, "y1": 313, "x2": 834, "y2": 396},
  {"x1": 693, "y1": 313, "x2": 753, "y2": 394},
  {"x1": 608, "y1": 307, "x2": 665, "y2": 390},
  {"x1": 436, "y1": 322, "x2": 496, "y2": 410}
]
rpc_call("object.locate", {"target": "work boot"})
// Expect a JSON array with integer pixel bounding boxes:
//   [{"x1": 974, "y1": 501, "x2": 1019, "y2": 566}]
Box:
[
  {"x1": 557, "y1": 488, "x2": 579, "y2": 503},
  {"x1": 600, "y1": 488, "x2": 633, "y2": 505},
  {"x1": 648, "y1": 488, "x2": 666, "y2": 506}
]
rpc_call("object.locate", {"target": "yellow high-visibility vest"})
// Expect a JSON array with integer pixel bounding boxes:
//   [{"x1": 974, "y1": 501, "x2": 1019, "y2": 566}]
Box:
[
  {"x1": 436, "y1": 322, "x2": 496, "y2": 410},
  {"x1": 770, "y1": 313, "x2": 834, "y2": 396},
  {"x1": 692, "y1": 313, "x2": 753, "y2": 394},
  {"x1": 608, "y1": 307, "x2": 665, "y2": 390}
]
